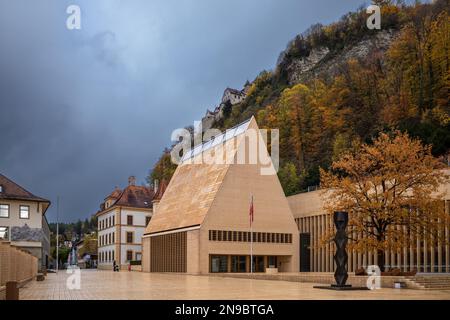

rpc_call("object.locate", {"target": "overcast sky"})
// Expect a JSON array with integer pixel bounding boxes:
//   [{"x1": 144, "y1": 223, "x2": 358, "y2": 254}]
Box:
[{"x1": 0, "y1": 0, "x2": 368, "y2": 222}]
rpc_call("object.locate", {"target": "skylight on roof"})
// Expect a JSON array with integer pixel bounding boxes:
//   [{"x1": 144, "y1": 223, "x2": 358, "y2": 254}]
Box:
[{"x1": 181, "y1": 118, "x2": 251, "y2": 163}]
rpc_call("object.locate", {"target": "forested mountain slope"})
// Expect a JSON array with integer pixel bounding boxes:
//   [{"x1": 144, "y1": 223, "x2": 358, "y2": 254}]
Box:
[{"x1": 150, "y1": 0, "x2": 449, "y2": 196}]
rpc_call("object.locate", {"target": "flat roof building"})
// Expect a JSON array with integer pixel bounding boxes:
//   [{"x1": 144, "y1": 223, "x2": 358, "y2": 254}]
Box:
[
  {"x1": 142, "y1": 117, "x2": 299, "y2": 274},
  {"x1": 287, "y1": 169, "x2": 450, "y2": 273}
]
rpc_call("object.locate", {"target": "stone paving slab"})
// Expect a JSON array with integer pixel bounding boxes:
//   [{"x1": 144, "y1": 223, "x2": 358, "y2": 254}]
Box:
[{"x1": 18, "y1": 270, "x2": 450, "y2": 300}]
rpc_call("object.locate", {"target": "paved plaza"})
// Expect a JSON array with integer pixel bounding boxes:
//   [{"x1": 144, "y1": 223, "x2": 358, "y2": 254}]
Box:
[{"x1": 17, "y1": 270, "x2": 450, "y2": 300}]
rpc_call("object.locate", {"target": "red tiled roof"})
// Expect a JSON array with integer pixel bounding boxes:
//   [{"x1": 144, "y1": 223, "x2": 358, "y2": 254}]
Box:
[
  {"x1": 154, "y1": 179, "x2": 168, "y2": 201},
  {"x1": 105, "y1": 187, "x2": 122, "y2": 200},
  {"x1": 0, "y1": 173, "x2": 51, "y2": 215},
  {"x1": 0, "y1": 173, "x2": 50, "y2": 203},
  {"x1": 113, "y1": 185, "x2": 155, "y2": 209}
]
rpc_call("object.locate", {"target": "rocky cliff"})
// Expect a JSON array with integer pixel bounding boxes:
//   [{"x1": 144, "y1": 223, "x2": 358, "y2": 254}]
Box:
[{"x1": 279, "y1": 29, "x2": 398, "y2": 85}]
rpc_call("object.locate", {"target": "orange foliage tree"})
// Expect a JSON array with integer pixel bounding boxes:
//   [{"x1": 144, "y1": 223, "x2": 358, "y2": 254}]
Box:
[{"x1": 320, "y1": 131, "x2": 449, "y2": 271}]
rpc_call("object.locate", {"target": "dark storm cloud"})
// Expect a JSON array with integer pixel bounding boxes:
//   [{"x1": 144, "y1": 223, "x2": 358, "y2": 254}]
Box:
[{"x1": 0, "y1": 0, "x2": 364, "y2": 222}]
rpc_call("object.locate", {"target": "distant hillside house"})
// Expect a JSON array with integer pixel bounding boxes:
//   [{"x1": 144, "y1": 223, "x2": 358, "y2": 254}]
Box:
[
  {"x1": 0, "y1": 174, "x2": 51, "y2": 270},
  {"x1": 96, "y1": 176, "x2": 156, "y2": 270},
  {"x1": 222, "y1": 87, "x2": 246, "y2": 105},
  {"x1": 142, "y1": 117, "x2": 299, "y2": 274},
  {"x1": 201, "y1": 85, "x2": 249, "y2": 132}
]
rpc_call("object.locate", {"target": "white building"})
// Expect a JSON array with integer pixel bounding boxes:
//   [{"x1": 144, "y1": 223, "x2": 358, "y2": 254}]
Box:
[
  {"x1": 96, "y1": 176, "x2": 154, "y2": 270},
  {"x1": 0, "y1": 174, "x2": 51, "y2": 270}
]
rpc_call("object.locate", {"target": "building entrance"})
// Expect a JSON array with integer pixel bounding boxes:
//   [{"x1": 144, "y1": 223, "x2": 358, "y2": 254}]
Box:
[{"x1": 300, "y1": 233, "x2": 311, "y2": 272}]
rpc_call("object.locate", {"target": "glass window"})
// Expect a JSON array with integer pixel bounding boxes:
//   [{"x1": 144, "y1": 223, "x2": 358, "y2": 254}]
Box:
[
  {"x1": 252, "y1": 256, "x2": 265, "y2": 272},
  {"x1": 126, "y1": 250, "x2": 133, "y2": 261},
  {"x1": 127, "y1": 215, "x2": 133, "y2": 225},
  {"x1": 20, "y1": 205, "x2": 30, "y2": 219},
  {"x1": 0, "y1": 226, "x2": 9, "y2": 240},
  {"x1": 0, "y1": 204, "x2": 9, "y2": 218},
  {"x1": 231, "y1": 256, "x2": 246, "y2": 273},
  {"x1": 268, "y1": 256, "x2": 277, "y2": 268},
  {"x1": 126, "y1": 232, "x2": 133, "y2": 243},
  {"x1": 210, "y1": 255, "x2": 228, "y2": 273}
]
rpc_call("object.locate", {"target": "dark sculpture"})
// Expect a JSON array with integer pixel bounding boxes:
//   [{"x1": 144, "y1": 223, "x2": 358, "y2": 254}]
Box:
[
  {"x1": 332, "y1": 211, "x2": 349, "y2": 287},
  {"x1": 314, "y1": 211, "x2": 368, "y2": 290}
]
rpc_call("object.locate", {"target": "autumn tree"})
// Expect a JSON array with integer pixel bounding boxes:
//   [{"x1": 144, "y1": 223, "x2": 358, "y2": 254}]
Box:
[
  {"x1": 320, "y1": 131, "x2": 449, "y2": 271},
  {"x1": 278, "y1": 162, "x2": 301, "y2": 196},
  {"x1": 147, "y1": 148, "x2": 177, "y2": 186},
  {"x1": 78, "y1": 233, "x2": 98, "y2": 258}
]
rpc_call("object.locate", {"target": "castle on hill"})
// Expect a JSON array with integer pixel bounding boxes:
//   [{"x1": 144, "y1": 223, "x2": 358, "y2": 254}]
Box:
[{"x1": 201, "y1": 81, "x2": 251, "y2": 132}]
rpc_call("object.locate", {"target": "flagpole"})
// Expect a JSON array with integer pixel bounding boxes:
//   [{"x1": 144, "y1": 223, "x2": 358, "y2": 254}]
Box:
[
  {"x1": 250, "y1": 194, "x2": 253, "y2": 274},
  {"x1": 250, "y1": 220, "x2": 253, "y2": 274},
  {"x1": 56, "y1": 196, "x2": 59, "y2": 273}
]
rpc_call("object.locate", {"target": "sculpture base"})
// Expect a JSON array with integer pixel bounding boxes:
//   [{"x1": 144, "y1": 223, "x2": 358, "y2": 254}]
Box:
[{"x1": 314, "y1": 284, "x2": 369, "y2": 291}]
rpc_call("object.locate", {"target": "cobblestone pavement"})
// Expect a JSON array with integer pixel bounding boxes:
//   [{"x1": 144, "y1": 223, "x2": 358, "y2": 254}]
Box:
[{"x1": 19, "y1": 270, "x2": 450, "y2": 300}]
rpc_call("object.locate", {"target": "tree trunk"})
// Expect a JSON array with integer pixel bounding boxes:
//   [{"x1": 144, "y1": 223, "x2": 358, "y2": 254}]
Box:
[{"x1": 377, "y1": 249, "x2": 385, "y2": 272}]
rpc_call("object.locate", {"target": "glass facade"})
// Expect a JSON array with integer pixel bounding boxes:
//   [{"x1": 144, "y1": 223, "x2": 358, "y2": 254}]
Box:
[
  {"x1": 251, "y1": 256, "x2": 265, "y2": 272},
  {"x1": 210, "y1": 255, "x2": 281, "y2": 273},
  {"x1": 210, "y1": 255, "x2": 228, "y2": 273},
  {"x1": 231, "y1": 256, "x2": 246, "y2": 272}
]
